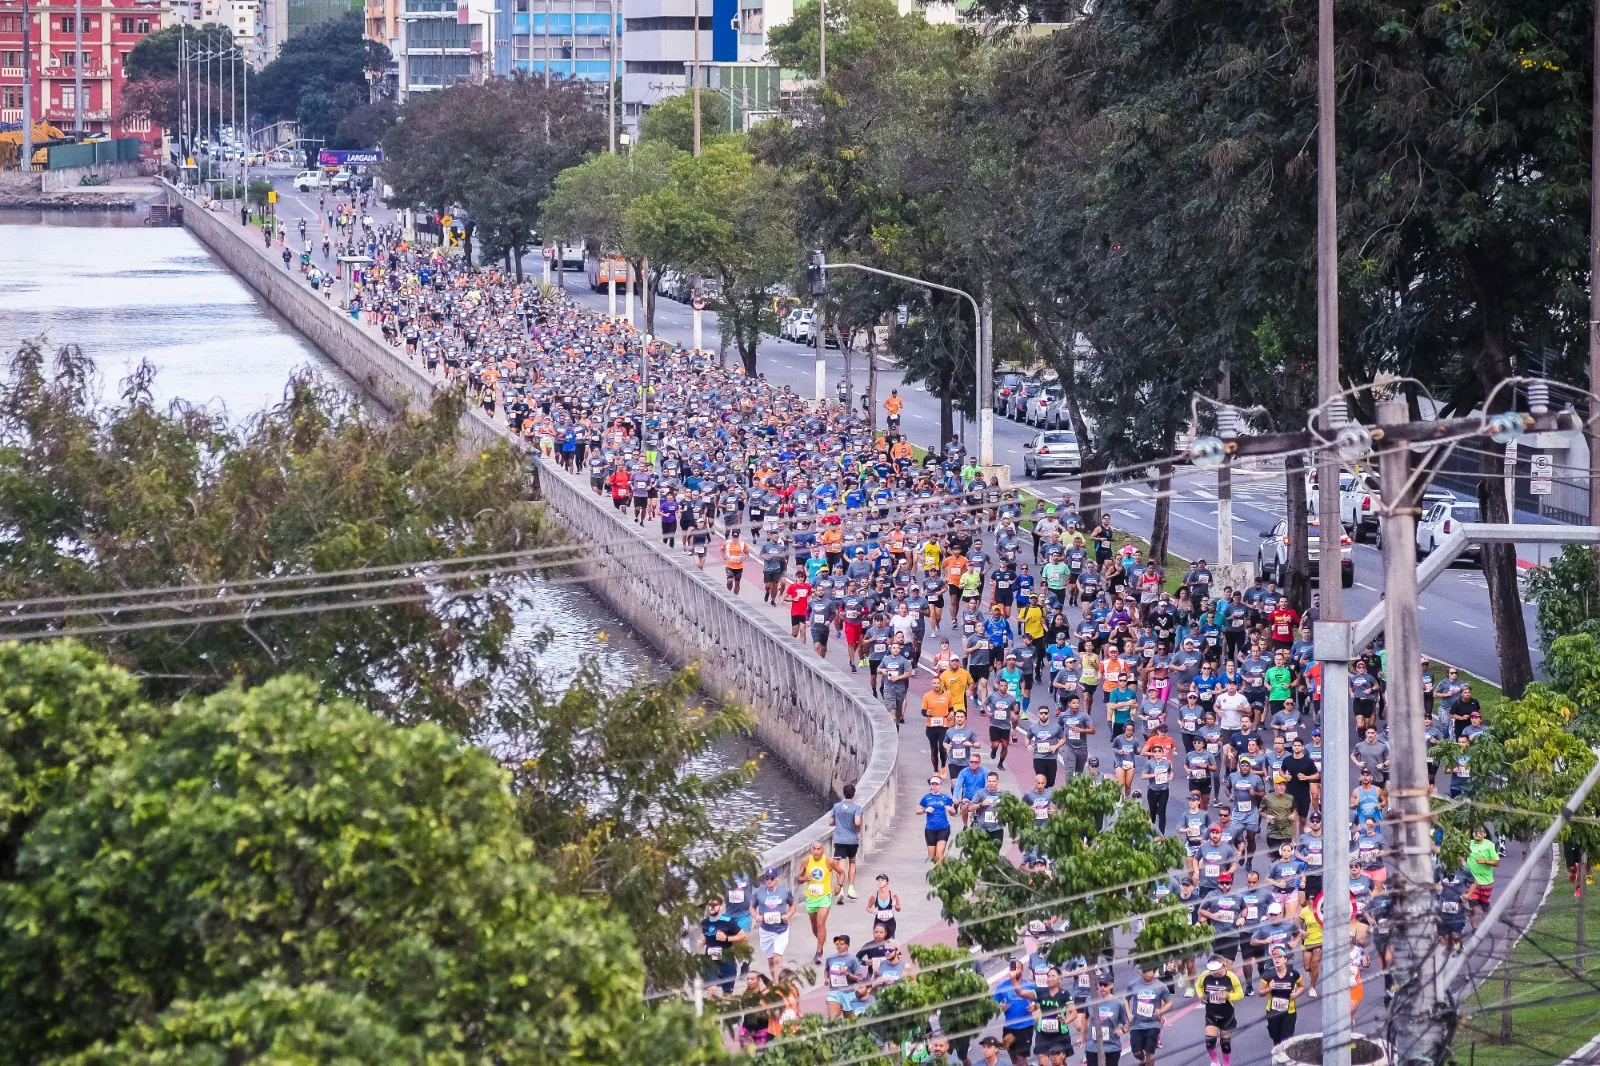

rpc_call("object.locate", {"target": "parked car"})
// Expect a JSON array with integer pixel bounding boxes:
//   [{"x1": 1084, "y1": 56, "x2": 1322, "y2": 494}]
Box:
[
  {"x1": 1026, "y1": 385, "x2": 1063, "y2": 426},
  {"x1": 328, "y1": 169, "x2": 354, "y2": 189},
  {"x1": 1022, "y1": 430, "x2": 1082, "y2": 477},
  {"x1": 1257, "y1": 517, "x2": 1354, "y2": 588},
  {"x1": 790, "y1": 308, "x2": 818, "y2": 345},
  {"x1": 994, "y1": 371, "x2": 1025, "y2": 413},
  {"x1": 1416, "y1": 498, "x2": 1482, "y2": 560},
  {"x1": 1004, "y1": 377, "x2": 1039, "y2": 420},
  {"x1": 292, "y1": 170, "x2": 325, "y2": 192}
]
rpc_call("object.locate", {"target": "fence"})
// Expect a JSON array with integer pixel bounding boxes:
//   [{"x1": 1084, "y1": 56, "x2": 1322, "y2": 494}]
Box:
[
  {"x1": 1435, "y1": 443, "x2": 1592, "y2": 525},
  {"x1": 45, "y1": 138, "x2": 142, "y2": 170}
]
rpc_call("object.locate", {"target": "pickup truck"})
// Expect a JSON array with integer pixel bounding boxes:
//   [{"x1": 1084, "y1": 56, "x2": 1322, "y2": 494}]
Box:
[{"x1": 1307, "y1": 469, "x2": 1381, "y2": 543}]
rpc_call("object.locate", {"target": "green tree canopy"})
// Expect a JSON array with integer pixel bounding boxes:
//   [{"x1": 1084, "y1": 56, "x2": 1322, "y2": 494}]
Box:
[
  {"x1": 252, "y1": 13, "x2": 390, "y2": 147},
  {"x1": 123, "y1": 23, "x2": 237, "y2": 81},
  {"x1": 929, "y1": 774, "x2": 1207, "y2": 966},
  {"x1": 0, "y1": 643, "x2": 727, "y2": 1065},
  {"x1": 766, "y1": 0, "x2": 902, "y2": 78},
  {"x1": 382, "y1": 74, "x2": 603, "y2": 273},
  {"x1": 0, "y1": 340, "x2": 548, "y2": 733},
  {"x1": 639, "y1": 91, "x2": 731, "y2": 153}
]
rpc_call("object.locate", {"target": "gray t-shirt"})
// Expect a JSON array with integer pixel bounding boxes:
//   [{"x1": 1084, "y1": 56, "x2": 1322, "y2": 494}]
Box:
[
  {"x1": 1126, "y1": 977, "x2": 1172, "y2": 1029},
  {"x1": 831, "y1": 800, "x2": 863, "y2": 845},
  {"x1": 756, "y1": 886, "x2": 794, "y2": 933},
  {"x1": 1353, "y1": 739, "x2": 1389, "y2": 778}
]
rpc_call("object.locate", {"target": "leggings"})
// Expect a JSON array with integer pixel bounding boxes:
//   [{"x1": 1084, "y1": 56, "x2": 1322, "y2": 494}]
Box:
[
  {"x1": 1146, "y1": 789, "x2": 1169, "y2": 834},
  {"x1": 926, "y1": 726, "x2": 948, "y2": 770},
  {"x1": 1267, "y1": 1011, "x2": 1297, "y2": 1045}
]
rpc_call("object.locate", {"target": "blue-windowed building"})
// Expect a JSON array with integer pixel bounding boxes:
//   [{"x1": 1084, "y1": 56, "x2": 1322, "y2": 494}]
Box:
[{"x1": 495, "y1": 0, "x2": 619, "y2": 81}]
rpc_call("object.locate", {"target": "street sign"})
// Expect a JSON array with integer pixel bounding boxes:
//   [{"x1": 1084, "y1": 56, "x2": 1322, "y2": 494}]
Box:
[
  {"x1": 1531, "y1": 453, "x2": 1554, "y2": 495},
  {"x1": 692, "y1": 295, "x2": 707, "y2": 311},
  {"x1": 896, "y1": 303, "x2": 908, "y2": 326},
  {"x1": 318, "y1": 149, "x2": 382, "y2": 167},
  {"x1": 266, "y1": 190, "x2": 277, "y2": 204},
  {"x1": 1503, "y1": 439, "x2": 1518, "y2": 470},
  {"x1": 542, "y1": 247, "x2": 555, "y2": 259},
  {"x1": 441, "y1": 215, "x2": 453, "y2": 228}
]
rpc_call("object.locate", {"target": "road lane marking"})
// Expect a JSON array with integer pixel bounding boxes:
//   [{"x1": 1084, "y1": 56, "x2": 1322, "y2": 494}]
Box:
[
  {"x1": 1452, "y1": 620, "x2": 1478, "y2": 629},
  {"x1": 1355, "y1": 582, "x2": 1378, "y2": 591}
]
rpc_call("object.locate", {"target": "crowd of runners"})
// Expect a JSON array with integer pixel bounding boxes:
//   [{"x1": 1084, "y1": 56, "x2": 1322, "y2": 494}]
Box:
[{"x1": 279, "y1": 210, "x2": 1512, "y2": 1066}]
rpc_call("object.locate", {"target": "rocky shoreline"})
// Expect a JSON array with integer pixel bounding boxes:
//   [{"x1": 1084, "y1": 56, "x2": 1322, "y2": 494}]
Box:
[{"x1": 0, "y1": 194, "x2": 138, "y2": 210}]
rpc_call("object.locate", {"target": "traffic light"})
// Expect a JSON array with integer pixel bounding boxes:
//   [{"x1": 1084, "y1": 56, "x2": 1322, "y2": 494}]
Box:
[{"x1": 806, "y1": 250, "x2": 827, "y2": 295}]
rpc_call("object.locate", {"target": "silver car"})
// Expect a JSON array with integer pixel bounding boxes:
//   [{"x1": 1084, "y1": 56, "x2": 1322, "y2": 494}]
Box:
[
  {"x1": 1022, "y1": 430, "x2": 1082, "y2": 477},
  {"x1": 1415, "y1": 499, "x2": 1482, "y2": 560}
]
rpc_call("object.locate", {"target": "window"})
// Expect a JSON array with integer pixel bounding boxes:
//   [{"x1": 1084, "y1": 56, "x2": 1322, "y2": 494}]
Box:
[
  {"x1": 2, "y1": 86, "x2": 21, "y2": 108},
  {"x1": 60, "y1": 15, "x2": 75, "y2": 32},
  {"x1": 61, "y1": 49, "x2": 76, "y2": 67},
  {"x1": 121, "y1": 16, "x2": 135, "y2": 31},
  {"x1": 137, "y1": 18, "x2": 151, "y2": 33},
  {"x1": 0, "y1": 15, "x2": 19, "y2": 31},
  {"x1": 624, "y1": 59, "x2": 685, "y2": 74},
  {"x1": 1, "y1": 51, "x2": 21, "y2": 68},
  {"x1": 623, "y1": 16, "x2": 710, "y2": 31},
  {"x1": 60, "y1": 85, "x2": 75, "y2": 109}
]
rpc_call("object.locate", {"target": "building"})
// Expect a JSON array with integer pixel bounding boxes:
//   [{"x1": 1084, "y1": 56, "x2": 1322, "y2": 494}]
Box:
[
  {"x1": 0, "y1": 0, "x2": 169, "y2": 150},
  {"x1": 496, "y1": 0, "x2": 617, "y2": 83},
  {"x1": 619, "y1": 0, "x2": 726, "y2": 131},
  {"x1": 391, "y1": 0, "x2": 494, "y2": 100},
  {"x1": 258, "y1": 0, "x2": 353, "y2": 61},
  {"x1": 171, "y1": 0, "x2": 264, "y2": 64}
]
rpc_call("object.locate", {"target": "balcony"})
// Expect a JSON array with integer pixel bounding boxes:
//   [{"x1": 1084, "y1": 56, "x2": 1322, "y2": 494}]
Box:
[
  {"x1": 1, "y1": 67, "x2": 23, "y2": 78},
  {"x1": 0, "y1": 107, "x2": 21, "y2": 122},
  {"x1": 43, "y1": 106, "x2": 109, "y2": 120}
]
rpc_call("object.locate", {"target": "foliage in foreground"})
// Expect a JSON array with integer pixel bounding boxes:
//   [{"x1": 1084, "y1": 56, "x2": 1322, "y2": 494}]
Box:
[{"x1": 0, "y1": 641, "x2": 729, "y2": 1066}]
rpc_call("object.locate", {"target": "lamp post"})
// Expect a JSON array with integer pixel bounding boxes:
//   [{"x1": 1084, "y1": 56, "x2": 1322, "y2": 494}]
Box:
[
  {"x1": 72, "y1": 0, "x2": 81, "y2": 135},
  {"x1": 2, "y1": 0, "x2": 34, "y2": 171},
  {"x1": 690, "y1": 0, "x2": 700, "y2": 156}
]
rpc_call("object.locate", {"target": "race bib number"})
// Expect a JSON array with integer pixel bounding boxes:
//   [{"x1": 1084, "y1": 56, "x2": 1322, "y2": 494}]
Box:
[
  {"x1": 1136, "y1": 1000, "x2": 1155, "y2": 1018},
  {"x1": 829, "y1": 974, "x2": 848, "y2": 989},
  {"x1": 707, "y1": 946, "x2": 723, "y2": 960},
  {"x1": 1155, "y1": 772, "x2": 1170, "y2": 785},
  {"x1": 728, "y1": 890, "x2": 745, "y2": 904},
  {"x1": 1040, "y1": 1018, "x2": 1060, "y2": 1034},
  {"x1": 763, "y1": 911, "x2": 783, "y2": 926},
  {"x1": 1204, "y1": 863, "x2": 1220, "y2": 878},
  {"x1": 1236, "y1": 799, "x2": 1253, "y2": 813},
  {"x1": 1269, "y1": 996, "x2": 1289, "y2": 1012}
]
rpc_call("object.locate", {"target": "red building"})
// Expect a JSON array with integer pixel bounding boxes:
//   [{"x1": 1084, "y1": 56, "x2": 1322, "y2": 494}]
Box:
[{"x1": 0, "y1": 0, "x2": 166, "y2": 150}]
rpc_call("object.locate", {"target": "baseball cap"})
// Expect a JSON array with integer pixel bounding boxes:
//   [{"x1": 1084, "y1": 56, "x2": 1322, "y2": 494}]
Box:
[{"x1": 764, "y1": 867, "x2": 781, "y2": 878}]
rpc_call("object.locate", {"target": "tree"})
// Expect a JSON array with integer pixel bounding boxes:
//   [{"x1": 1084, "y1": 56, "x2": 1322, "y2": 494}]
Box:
[
  {"x1": 542, "y1": 140, "x2": 680, "y2": 327},
  {"x1": 1434, "y1": 634, "x2": 1600, "y2": 871},
  {"x1": 754, "y1": 1014, "x2": 891, "y2": 1066},
  {"x1": 0, "y1": 340, "x2": 548, "y2": 735},
  {"x1": 123, "y1": 23, "x2": 236, "y2": 82},
  {"x1": 382, "y1": 75, "x2": 603, "y2": 273},
  {"x1": 928, "y1": 774, "x2": 1207, "y2": 967},
  {"x1": 333, "y1": 99, "x2": 396, "y2": 149},
  {"x1": 639, "y1": 91, "x2": 731, "y2": 153},
  {"x1": 766, "y1": 0, "x2": 902, "y2": 78},
  {"x1": 252, "y1": 13, "x2": 390, "y2": 155},
  {"x1": 0, "y1": 644, "x2": 727, "y2": 1066},
  {"x1": 628, "y1": 140, "x2": 797, "y2": 373},
  {"x1": 867, "y1": 944, "x2": 999, "y2": 1046},
  {"x1": 1526, "y1": 545, "x2": 1600, "y2": 655},
  {"x1": 493, "y1": 660, "x2": 763, "y2": 984}
]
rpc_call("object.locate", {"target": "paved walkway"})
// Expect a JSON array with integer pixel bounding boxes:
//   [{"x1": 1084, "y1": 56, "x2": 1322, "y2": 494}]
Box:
[{"x1": 182, "y1": 183, "x2": 1553, "y2": 1063}]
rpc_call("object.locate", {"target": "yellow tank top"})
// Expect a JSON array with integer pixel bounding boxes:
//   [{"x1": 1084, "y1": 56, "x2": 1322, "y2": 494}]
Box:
[
  {"x1": 1302, "y1": 910, "x2": 1323, "y2": 947},
  {"x1": 802, "y1": 856, "x2": 834, "y2": 899}
]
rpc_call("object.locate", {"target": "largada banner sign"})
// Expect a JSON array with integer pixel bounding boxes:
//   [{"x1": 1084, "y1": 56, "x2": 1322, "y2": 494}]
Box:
[{"x1": 319, "y1": 149, "x2": 383, "y2": 168}]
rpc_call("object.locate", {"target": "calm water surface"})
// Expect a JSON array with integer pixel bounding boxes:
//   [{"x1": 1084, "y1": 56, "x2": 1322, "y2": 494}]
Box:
[{"x1": 0, "y1": 207, "x2": 820, "y2": 847}]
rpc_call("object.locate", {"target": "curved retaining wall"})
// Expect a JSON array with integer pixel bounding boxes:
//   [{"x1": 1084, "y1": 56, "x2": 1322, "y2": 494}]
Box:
[{"x1": 173, "y1": 187, "x2": 897, "y2": 878}]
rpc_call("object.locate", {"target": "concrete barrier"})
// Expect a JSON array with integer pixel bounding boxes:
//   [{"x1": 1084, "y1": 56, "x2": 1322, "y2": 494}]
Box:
[{"x1": 171, "y1": 184, "x2": 897, "y2": 880}]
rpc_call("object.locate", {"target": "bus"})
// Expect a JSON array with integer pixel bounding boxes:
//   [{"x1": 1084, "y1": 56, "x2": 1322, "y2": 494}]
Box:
[{"x1": 586, "y1": 255, "x2": 634, "y2": 291}]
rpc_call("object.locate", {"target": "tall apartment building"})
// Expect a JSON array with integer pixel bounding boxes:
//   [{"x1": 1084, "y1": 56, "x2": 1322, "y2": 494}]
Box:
[
  {"x1": 0, "y1": 0, "x2": 168, "y2": 148},
  {"x1": 619, "y1": 0, "x2": 725, "y2": 130},
  {"x1": 170, "y1": 0, "x2": 264, "y2": 65},
  {"x1": 495, "y1": 0, "x2": 616, "y2": 83},
  {"x1": 391, "y1": 0, "x2": 494, "y2": 100}
]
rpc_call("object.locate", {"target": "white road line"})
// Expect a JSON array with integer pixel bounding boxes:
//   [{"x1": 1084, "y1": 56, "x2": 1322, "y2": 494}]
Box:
[
  {"x1": 1116, "y1": 508, "x2": 1140, "y2": 519},
  {"x1": 1122, "y1": 486, "x2": 1150, "y2": 498},
  {"x1": 1191, "y1": 488, "x2": 1216, "y2": 500},
  {"x1": 1452, "y1": 620, "x2": 1478, "y2": 629},
  {"x1": 1355, "y1": 582, "x2": 1378, "y2": 591}
]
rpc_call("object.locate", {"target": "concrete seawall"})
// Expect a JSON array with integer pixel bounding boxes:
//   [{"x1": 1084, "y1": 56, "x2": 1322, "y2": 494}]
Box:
[{"x1": 173, "y1": 187, "x2": 896, "y2": 880}]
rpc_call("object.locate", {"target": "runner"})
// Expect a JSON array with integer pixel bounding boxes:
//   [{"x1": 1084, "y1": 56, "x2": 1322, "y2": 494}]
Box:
[
  {"x1": 829, "y1": 782, "x2": 863, "y2": 901},
  {"x1": 1199, "y1": 956, "x2": 1243, "y2": 1066},
  {"x1": 798, "y1": 840, "x2": 835, "y2": 963}
]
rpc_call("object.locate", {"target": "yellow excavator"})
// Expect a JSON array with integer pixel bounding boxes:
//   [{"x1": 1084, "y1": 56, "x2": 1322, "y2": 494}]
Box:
[{"x1": 0, "y1": 121, "x2": 68, "y2": 170}]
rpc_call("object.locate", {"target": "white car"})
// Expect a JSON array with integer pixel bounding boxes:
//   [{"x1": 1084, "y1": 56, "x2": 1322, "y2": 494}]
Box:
[
  {"x1": 292, "y1": 170, "x2": 325, "y2": 192},
  {"x1": 789, "y1": 308, "x2": 817, "y2": 345},
  {"x1": 1416, "y1": 498, "x2": 1482, "y2": 560}
]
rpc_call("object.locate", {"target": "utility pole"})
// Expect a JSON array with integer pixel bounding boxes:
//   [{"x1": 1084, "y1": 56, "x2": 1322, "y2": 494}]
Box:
[
  {"x1": 1377, "y1": 395, "x2": 1443, "y2": 1066},
  {"x1": 691, "y1": 0, "x2": 700, "y2": 157},
  {"x1": 569, "y1": 0, "x2": 576, "y2": 78},
  {"x1": 1315, "y1": 0, "x2": 1343, "y2": 616},
  {"x1": 1217, "y1": 364, "x2": 1234, "y2": 567},
  {"x1": 817, "y1": 0, "x2": 825, "y2": 80},
  {"x1": 72, "y1": 0, "x2": 82, "y2": 136},
  {"x1": 607, "y1": 0, "x2": 616, "y2": 152},
  {"x1": 979, "y1": 286, "x2": 995, "y2": 471},
  {"x1": 19, "y1": 0, "x2": 32, "y2": 171},
  {"x1": 1317, "y1": 617, "x2": 1355, "y2": 1066},
  {"x1": 1590, "y1": 0, "x2": 1600, "y2": 601}
]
